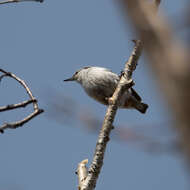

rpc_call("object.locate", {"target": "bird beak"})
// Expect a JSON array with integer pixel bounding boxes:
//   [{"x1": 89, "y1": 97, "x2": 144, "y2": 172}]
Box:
[{"x1": 64, "y1": 77, "x2": 75, "y2": 82}]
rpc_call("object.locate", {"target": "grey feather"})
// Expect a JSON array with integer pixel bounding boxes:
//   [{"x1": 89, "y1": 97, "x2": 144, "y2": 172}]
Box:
[{"x1": 64, "y1": 66, "x2": 148, "y2": 113}]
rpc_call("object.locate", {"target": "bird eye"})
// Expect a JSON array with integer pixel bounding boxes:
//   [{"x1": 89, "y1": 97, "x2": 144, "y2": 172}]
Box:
[{"x1": 83, "y1": 66, "x2": 90, "y2": 70}]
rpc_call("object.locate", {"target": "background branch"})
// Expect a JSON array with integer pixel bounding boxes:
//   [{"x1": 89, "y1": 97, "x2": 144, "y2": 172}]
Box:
[
  {"x1": 0, "y1": 69, "x2": 44, "y2": 133},
  {"x1": 0, "y1": 99, "x2": 36, "y2": 112},
  {"x1": 120, "y1": 0, "x2": 190, "y2": 163},
  {"x1": 0, "y1": 0, "x2": 43, "y2": 5}
]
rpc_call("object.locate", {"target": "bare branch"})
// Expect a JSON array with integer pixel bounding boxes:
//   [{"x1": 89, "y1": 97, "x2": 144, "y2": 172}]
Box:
[
  {"x1": 0, "y1": 109, "x2": 43, "y2": 133},
  {"x1": 0, "y1": 69, "x2": 44, "y2": 133},
  {"x1": 0, "y1": 68, "x2": 38, "y2": 110},
  {"x1": 0, "y1": 99, "x2": 36, "y2": 112},
  {"x1": 0, "y1": 0, "x2": 43, "y2": 5},
  {"x1": 77, "y1": 40, "x2": 143, "y2": 190},
  {"x1": 76, "y1": 159, "x2": 88, "y2": 190},
  {"x1": 124, "y1": 40, "x2": 143, "y2": 80}
]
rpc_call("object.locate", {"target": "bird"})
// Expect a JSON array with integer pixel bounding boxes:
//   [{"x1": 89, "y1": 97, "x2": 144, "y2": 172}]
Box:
[{"x1": 64, "y1": 66, "x2": 148, "y2": 114}]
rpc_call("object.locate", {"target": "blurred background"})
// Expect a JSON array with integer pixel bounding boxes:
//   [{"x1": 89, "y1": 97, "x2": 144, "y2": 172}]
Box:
[{"x1": 0, "y1": 0, "x2": 190, "y2": 189}]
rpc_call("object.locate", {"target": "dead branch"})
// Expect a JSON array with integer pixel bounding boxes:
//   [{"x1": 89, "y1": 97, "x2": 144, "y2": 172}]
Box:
[
  {"x1": 77, "y1": 40, "x2": 143, "y2": 190},
  {"x1": 0, "y1": 0, "x2": 43, "y2": 5},
  {"x1": 76, "y1": 159, "x2": 88, "y2": 190},
  {"x1": 0, "y1": 109, "x2": 43, "y2": 132},
  {"x1": 0, "y1": 99, "x2": 36, "y2": 112},
  {"x1": 0, "y1": 69, "x2": 44, "y2": 133}
]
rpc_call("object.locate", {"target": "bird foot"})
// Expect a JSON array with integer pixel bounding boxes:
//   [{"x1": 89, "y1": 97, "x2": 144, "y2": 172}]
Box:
[
  {"x1": 107, "y1": 97, "x2": 114, "y2": 105},
  {"x1": 119, "y1": 71, "x2": 125, "y2": 79}
]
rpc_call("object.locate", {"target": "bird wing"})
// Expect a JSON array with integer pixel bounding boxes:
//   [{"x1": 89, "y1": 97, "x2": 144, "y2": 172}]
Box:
[{"x1": 89, "y1": 68, "x2": 119, "y2": 96}]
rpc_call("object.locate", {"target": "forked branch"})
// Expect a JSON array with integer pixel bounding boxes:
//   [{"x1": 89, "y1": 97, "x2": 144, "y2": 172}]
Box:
[{"x1": 0, "y1": 69, "x2": 44, "y2": 133}]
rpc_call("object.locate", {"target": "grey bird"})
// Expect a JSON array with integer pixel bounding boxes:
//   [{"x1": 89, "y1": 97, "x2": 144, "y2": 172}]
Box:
[{"x1": 64, "y1": 66, "x2": 148, "y2": 114}]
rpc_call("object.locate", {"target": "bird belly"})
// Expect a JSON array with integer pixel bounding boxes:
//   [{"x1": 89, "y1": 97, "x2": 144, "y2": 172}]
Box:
[
  {"x1": 84, "y1": 85, "x2": 114, "y2": 105},
  {"x1": 84, "y1": 85, "x2": 133, "y2": 107}
]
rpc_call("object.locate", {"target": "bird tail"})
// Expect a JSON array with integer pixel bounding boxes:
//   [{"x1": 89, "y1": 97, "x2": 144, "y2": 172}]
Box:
[{"x1": 134, "y1": 102, "x2": 148, "y2": 114}]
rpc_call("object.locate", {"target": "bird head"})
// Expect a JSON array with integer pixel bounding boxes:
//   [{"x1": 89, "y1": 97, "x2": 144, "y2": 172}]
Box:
[{"x1": 64, "y1": 67, "x2": 91, "y2": 83}]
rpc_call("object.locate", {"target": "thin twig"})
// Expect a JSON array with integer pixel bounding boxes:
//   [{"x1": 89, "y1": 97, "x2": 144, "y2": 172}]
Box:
[
  {"x1": 0, "y1": 99, "x2": 36, "y2": 112},
  {"x1": 0, "y1": 68, "x2": 38, "y2": 110},
  {"x1": 0, "y1": 0, "x2": 43, "y2": 5},
  {"x1": 0, "y1": 109, "x2": 43, "y2": 133},
  {"x1": 77, "y1": 40, "x2": 143, "y2": 190},
  {"x1": 0, "y1": 69, "x2": 44, "y2": 133}
]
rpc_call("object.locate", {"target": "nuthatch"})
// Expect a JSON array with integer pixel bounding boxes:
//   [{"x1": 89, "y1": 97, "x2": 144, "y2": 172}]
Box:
[{"x1": 64, "y1": 66, "x2": 148, "y2": 114}]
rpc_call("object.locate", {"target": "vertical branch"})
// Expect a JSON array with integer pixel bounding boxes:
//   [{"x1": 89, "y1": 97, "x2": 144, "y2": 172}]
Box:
[
  {"x1": 77, "y1": 40, "x2": 143, "y2": 190},
  {"x1": 124, "y1": 40, "x2": 143, "y2": 80}
]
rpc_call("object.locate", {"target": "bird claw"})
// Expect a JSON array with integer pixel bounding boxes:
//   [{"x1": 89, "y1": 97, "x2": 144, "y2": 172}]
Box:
[
  {"x1": 108, "y1": 97, "x2": 114, "y2": 105},
  {"x1": 119, "y1": 71, "x2": 125, "y2": 79},
  {"x1": 105, "y1": 97, "x2": 114, "y2": 105},
  {"x1": 126, "y1": 79, "x2": 135, "y2": 88}
]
